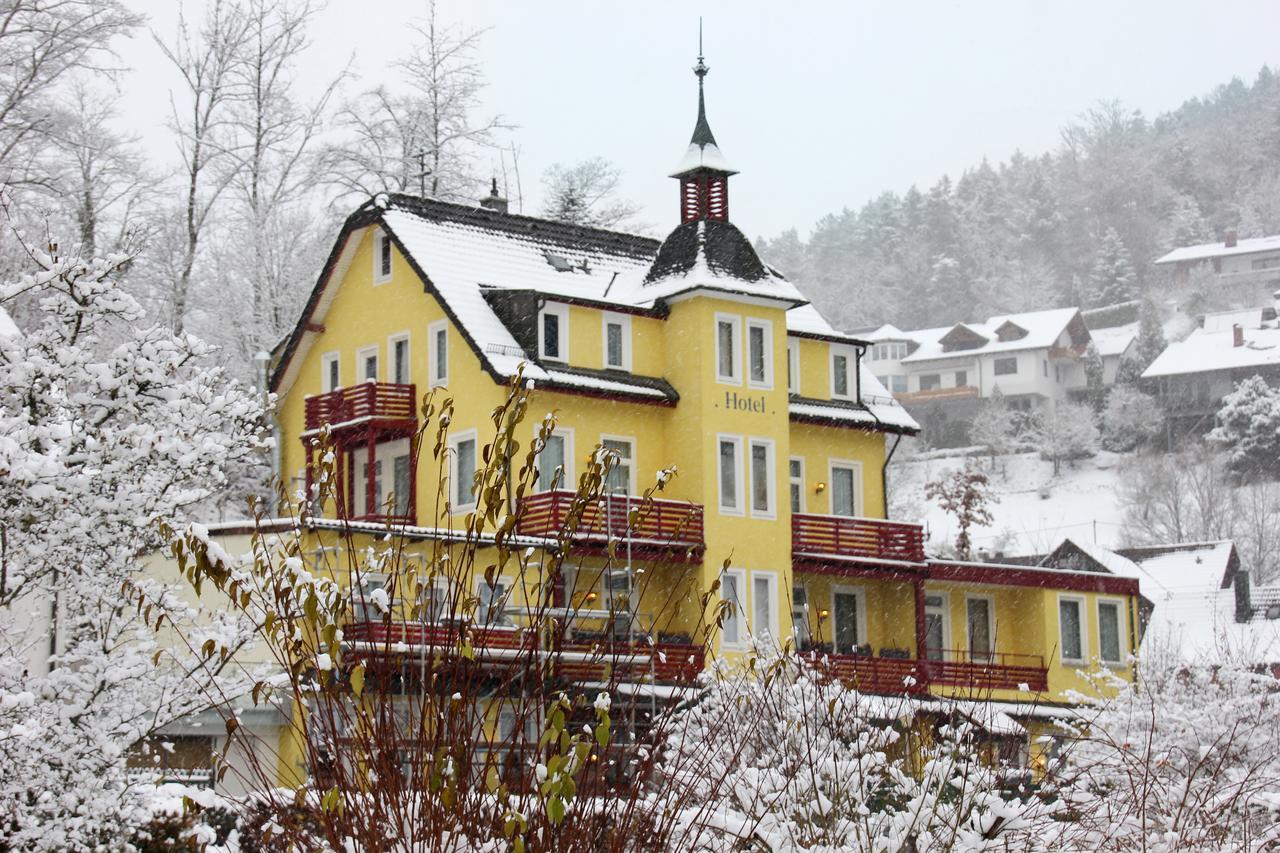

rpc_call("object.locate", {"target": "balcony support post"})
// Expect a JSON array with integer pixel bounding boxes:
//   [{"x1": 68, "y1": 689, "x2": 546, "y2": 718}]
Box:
[
  {"x1": 913, "y1": 578, "x2": 929, "y2": 688},
  {"x1": 365, "y1": 431, "x2": 377, "y2": 518}
]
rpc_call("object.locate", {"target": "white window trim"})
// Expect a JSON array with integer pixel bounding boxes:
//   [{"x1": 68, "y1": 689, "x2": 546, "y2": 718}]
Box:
[
  {"x1": 788, "y1": 455, "x2": 805, "y2": 513},
  {"x1": 599, "y1": 434, "x2": 636, "y2": 496},
  {"x1": 417, "y1": 575, "x2": 453, "y2": 623},
  {"x1": 715, "y1": 313, "x2": 743, "y2": 386},
  {"x1": 533, "y1": 425, "x2": 575, "y2": 492},
  {"x1": 388, "y1": 332, "x2": 411, "y2": 385},
  {"x1": 828, "y1": 459, "x2": 864, "y2": 517},
  {"x1": 601, "y1": 312, "x2": 632, "y2": 371},
  {"x1": 746, "y1": 318, "x2": 774, "y2": 390},
  {"x1": 787, "y1": 337, "x2": 800, "y2": 393},
  {"x1": 539, "y1": 302, "x2": 570, "y2": 362},
  {"x1": 321, "y1": 351, "x2": 341, "y2": 392},
  {"x1": 748, "y1": 437, "x2": 777, "y2": 520},
  {"x1": 448, "y1": 429, "x2": 479, "y2": 512},
  {"x1": 373, "y1": 229, "x2": 392, "y2": 284},
  {"x1": 356, "y1": 345, "x2": 379, "y2": 383},
  {"x1": 830, "y1": 344, "x2": 856, "y2": 400},
  {"x1": 964, "y1": 593, "x2": 997, "y2": 661},
  {"x1": 428, "y1": 320, "x2": 448, "y2": 388},
  {"x1": 1096, "y1": 597, "x2": 1127, "y2": 665},
  {"x1": 720, "y1": 568, "x2": 747, "y2": 649},
  {"x1": 750, "y1": 570, "x2": 780, "y2": 642},
  {"x1": 1058, "y1": 593, "x2": 1088, "y2": 666},
  {"x1": 831, "y1": 584, "x2": 868, "y2": 649},
  {"x1": 716, "y1": 433, "x2": 745, "y2": 516},
  {"x1": 475, "y1": 576, "x2": 511, "y2": 626},
  {"x1": 923, "y1": 589, "x2": 951, "y2": 655}
]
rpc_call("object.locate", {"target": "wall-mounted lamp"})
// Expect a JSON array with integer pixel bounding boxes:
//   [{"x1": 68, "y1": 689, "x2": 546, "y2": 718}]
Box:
[
  {"x1": 815, "y1": 481, "x2": 827, "y2": 494},
  {"x1": 585, "y1": 591, "x2": 598, "y2": 603},
  {"x1": 818, "y1": 608, "x2": 830, "y2": 620}
]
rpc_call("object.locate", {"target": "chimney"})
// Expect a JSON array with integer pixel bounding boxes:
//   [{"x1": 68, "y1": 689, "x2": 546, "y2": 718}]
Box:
[
  {"x1": 1233, "y1": 323, "x2": 1244, "y2": 347},
  {"x1": 479, "y1": 178, "x2": 508, "y2": 214},
  {"x1": 1225, "y1": 229, "x2": 1238, "y2": 248}
]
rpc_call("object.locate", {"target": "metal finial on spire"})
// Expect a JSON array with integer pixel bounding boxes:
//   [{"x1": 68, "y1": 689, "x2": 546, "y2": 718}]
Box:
[{"x1": 693, "y1": 17, "x2": 708, "y2": 81}]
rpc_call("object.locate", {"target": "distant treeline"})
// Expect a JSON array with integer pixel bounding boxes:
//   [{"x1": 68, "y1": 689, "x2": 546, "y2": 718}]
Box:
[{"x1": 755, "y1": 67, "x2": 1280, "y2": 331}]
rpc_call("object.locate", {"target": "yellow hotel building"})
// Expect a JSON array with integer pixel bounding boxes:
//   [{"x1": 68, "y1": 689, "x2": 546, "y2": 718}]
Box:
[{"x1": 263, "y1": 57, "x2": 1143, "y2": 774}]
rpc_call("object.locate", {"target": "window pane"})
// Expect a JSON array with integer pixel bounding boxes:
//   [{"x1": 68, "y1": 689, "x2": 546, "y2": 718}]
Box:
[
  {"x1": 364, "y1": 355, "x2": 377, "y2": 381},
  {"x1": 393, "y1": 455, "x2": 411, "y2": 515},
  {"x1": 749, "y1": 325, "x2": 766, "y2": 382},
  {"x1": 721, "y1": 575, "x2": 740, "y2": 644},
  {"x1": 602, "y1": 439, "x2": 631, "y2": 494},
  {"x1": 833, "y1": 592, "x2": 860, "y2": 654},
  {"x1": 394, "y1": 340, "x2": 408, "y2": 384},
  {"x1": 967, "y1": 598, "x2": 991, "y2": 661},
  {"x1": 1099, "y1": 603, "x2": 1121, "y2": 662},
  {"x1": 718, "y1": 321, "x2": 735, "y2": 378},
  {"x1": 751, "y1": 443, "x2": 769, "y2": 512},
  {"x1": 479, "y1": 581, "x2": 507, "y2": 625},
  {"x1": 361, "y1": 459, "x2": 383, "y2": 512},
  {"x1": 790, "y1": 482, "x2": 801, "y2": 513},
  {"x1": 379, "y1": 234, "x2": 391, "y2": 276},
  {"x1": 606, "y1": 322, "x2": 623, "y2": 367},
  {"x1": 833, "y1": 354, "x2": 848, "y2": 396},
  {"x1": 538, "y1": 435, "x2": 565, "y2": 491},
  {"x1": 1060, "y1": 600, "x2": 1082, "y2": 660},
  {"x1": 435, "y1": 328, "x2": 447, "y2": 381},
  {"x1": 719, "y1": 440, "x2": 737, "y2": 508},
  {"x1": 831, "y1": 466, "x2": 855, "y2": 517},
  {"x1": 328, "y1": 359, "x2": 339, "y2": 391},
  {"x1": 542, "y1": 313, "x2": 560, "y2": 358},
  {"x1": 455, "y1": 439, "x2": 476, "y2": 506},
  {"x1": 753, "y1": 576, "x2": 772, "y2": 639}
]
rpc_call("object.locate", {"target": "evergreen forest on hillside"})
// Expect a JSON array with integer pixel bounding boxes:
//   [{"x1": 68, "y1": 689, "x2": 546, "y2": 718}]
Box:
[{"x1": 755, "y1": 67, "x2": 1280, "y2": 331}]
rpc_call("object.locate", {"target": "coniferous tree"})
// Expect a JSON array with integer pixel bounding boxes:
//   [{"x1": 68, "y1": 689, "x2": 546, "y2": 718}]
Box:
[
  {"x1": 1088, "y1": 227, "x2": 1137, "y2": 307},
  {"x1": 1083, "y1": 342, "x2": 1106, "y2": 415},
  {"x1": 1132, "y1": 298, "x2": 1168, "y2": 373}
]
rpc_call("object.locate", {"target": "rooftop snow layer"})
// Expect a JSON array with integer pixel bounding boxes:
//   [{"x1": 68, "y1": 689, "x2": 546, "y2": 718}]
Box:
[
  {"x1": 1141, "y1": 324, "x2": 1280, "y2": 378},
  {"x1": 1087, "y1": 322, "x2": 1137, "y2": 358},
  {"x1": 865, "y1": 307, "x2": 1083, "y2": 365},
  {"x1": 1155, "y1": 233, "x2": 1280, "y2": 265}
]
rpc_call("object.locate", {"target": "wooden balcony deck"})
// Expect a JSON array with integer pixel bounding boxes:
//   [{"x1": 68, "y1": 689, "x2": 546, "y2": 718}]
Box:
[
  {"x1": 805, "y1": 648, "x2": 1049, "y2": 695},
  {"x1": 517, "y1": 490, "x2": 705, "y2": 561},
  {"x1": 304, "y1": 382, "x2": 417, "y2": 434},
  {"x1": 792, "y1": 513, "x2": 926, "y2": 565}
]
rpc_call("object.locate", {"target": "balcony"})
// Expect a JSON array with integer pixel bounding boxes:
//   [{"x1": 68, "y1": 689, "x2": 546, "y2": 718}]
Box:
[
  {"x1": 896, "y1": 385, "x2": 979, "y2": 404},
  {"x1": 805, "y1": 648, "x2": 1048, "y2": 695},
  {"x1": 792, "y1": 513, "x2": 926, "y2": 565},
  {"x1": 304, "y1": 382, "x2": 417, "y2": 434},
  {"x1": 517, "y1": 490, "x2": 705, "y2": 562}
]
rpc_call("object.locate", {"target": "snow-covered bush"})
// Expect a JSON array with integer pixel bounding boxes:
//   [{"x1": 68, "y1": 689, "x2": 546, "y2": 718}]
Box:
[
  {"x1": 1210, "y1": 374, "x2": 1280, "y2": 480},
  {"x1": 0, "y1": 192, "x2": 266, "y2": 849},
  {"x1": 1100, "y1": 384, "x2": 1163, "y2": 451}
]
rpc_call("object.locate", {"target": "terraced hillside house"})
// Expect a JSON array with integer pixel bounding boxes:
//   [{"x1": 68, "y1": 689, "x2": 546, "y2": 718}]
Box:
[{"x1": 264, "y1": 54, "x2": 1144, "y2": 785}]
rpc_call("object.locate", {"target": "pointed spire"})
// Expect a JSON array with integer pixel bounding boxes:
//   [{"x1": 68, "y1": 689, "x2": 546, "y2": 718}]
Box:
[
  {"x1": 671, "y1": 21, "x2": 737, "y2": 180},
  {"x1": 690, "y1": 19, "x2": 716, "y2": 148}
]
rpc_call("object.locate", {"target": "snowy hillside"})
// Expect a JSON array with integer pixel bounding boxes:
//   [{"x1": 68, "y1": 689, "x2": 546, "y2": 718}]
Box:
[{"x1": 889, "y1": 445, "x2": 1126, "y2": 557}]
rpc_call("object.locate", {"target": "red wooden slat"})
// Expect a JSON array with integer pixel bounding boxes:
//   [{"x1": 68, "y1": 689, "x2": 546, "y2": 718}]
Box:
[
  {"x1": 809, "y1": 650, "x2": 1049, "y2": 695},
  {"x1": 516, "y1": 491, "x2": 704, "y2": 558},
  {"x1": 305, "y1": 382, "x2": 417, "y2": 432},
  {"x1": 792, "y1": 513, "x2": 925, "y2": 563}
]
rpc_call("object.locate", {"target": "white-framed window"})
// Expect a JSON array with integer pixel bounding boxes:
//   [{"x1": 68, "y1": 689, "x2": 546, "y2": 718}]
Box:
[
  {"x1": 417, "y1": 576, "x2": 452, "y2": 623},
  {"x1": 994, "y1": 357, "x2": 1017, "y2": 376},
  {"x1": 428, "y1": 320, "x2": 448, "y2": 387},
  {"x1": 476, "y1": 578, "x2": 511, "y2": 626},
  {"x1": 449, "y1": 430, "x2": 478, "y2": 511},
  {"x1": 373, "y1": 228, "x2": 392, "y2": 284},
  {"x1": 965, "y1": 594, "x2": 995, "y2": 664},
  {"x1": 787, "y1": 338, "x2": 800, "y2": 393},
  {"x1": 353, "y1": 573, "x2": 390, "y2": 623},
  {"x1": 751, "y1": 570, "x2": 779, "y2": 642},
  {"x1": 539, "y1": 302, "x2": 569, "y2": 362},
  {"x1": 746, "y1": 318, "x2": 773, "y2": 389},
  {"x1": 715, "y1": 313, "x2": 742, "y2": 384},
  {"x1": 388, "y1": 333, "x2": 410, "y2": 384},
  {"x1": 1097, "y1": 598, "x2": 1126, "y2": 665},
  {"x1": 717, "y1": 434, "x2": 744, "y2": 515},
  {"x1": 357, "y1": 345, "x2": 379, "y2": 383},
  {"x1": 792, "y1": 583, "x2": 811, "y2": 646},
  {"x1": 831, "y1": 344, "x2": 856, "y2": 399},
  {"x1": 321, "y1": 351, "x2": 341, "y2": 392},
  {"x1": 534, "y1": 427, "x2": 574, "y2": 492},
  {"x1": 829, "y1": 460, "x2": 863, "y2": 517},
  {"x1": 923, "y1": 590, "x2": 950, "y2": 661},
  {"x1": 720, "y1": 569, "x2": 746, "y2": 648},
  {"x1": 602, "y1": 312, "x2": 632, "y2": 371},
  {"x1": 600, "y1": 435, "x2": 634, "y2": 496},
  {"x1": 748, "y1": 438, "x2": 776, "y2": 519},
  {"x1": 788, "y1": 456, "x2": 805, "y2": 513},
  {"x1": 1058, "y1": 594, "x2": 1087, "y2": 665},
  {"x1": 831, "y1": 585, "x2": 867, "y2": 654}
]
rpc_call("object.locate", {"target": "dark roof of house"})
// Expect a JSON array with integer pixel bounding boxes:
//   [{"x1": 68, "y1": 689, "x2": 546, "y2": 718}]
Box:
[{"x1": 643, "y1": 219, "x2": 778, "y2": 286}]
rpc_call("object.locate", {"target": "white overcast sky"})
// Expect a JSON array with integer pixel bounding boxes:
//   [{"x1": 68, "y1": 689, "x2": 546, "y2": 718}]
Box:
[{"x1": 119, "y1": 0, "x2": 1280, "y2": 239}]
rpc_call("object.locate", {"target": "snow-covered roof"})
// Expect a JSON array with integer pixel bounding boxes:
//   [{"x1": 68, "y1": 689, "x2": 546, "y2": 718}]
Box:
[
  {"x1": 1142, "y1": 324, "x2": 1280, "y2": 379},
  {"x1": 864, "y1": 307, "x2": 1085, "y2": 365},
  {"x1": 671, "y1": 140, "x2": 735, "y2": 176},
  {"x1": 1087, "y1": 322, "x2": 1137, "y2": 358},
  {"x1": 1155, "y1": 234, "x2": 1280, "y2": 265}
]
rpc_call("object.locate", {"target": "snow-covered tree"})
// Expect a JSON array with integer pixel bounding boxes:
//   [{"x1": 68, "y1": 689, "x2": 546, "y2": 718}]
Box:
[
  {"x1": 968, "y1": 392, "x2": 1016, "y2": 468},
  {"x1": 1083, "y1": 341, "x2": 1106, "y2": 415},
  {"x1": 925, "y1": 463, "x2": 998, "y2": 559},
  {"x1": 1099, "y1": 384, "x2": 1162, "y2": 451},
  {"x1": 1087, "y1": 226, "x2": 1136, "y2": 307},
  {"x1": 540, "y1": 157, "x2": 640, "y2": 229},
  {"x1": 1036, "y1": 402, "x2": 1098, "y2": 475},
  {"x1": 1209, "y1": 374, "x2": 1280, "y2": 480},
  {"x1": 1130, "y1": 297, "x2": 1167, "y2": 374},
  {"x1": 0, "y1": 193, "x2": 265, "y2": 847}
]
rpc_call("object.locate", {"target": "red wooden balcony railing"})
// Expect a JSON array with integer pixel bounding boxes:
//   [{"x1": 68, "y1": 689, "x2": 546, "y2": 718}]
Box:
[
  {"x1": 304, "y1": 382, "x2": 417, "y2": 433},
  {"x1": 807, "y1": 648, "x2": 1048, "y2": 695},
  {"x1": 792, "y1": 513, "x2": 926, "y2": 563},
  {"x1": 517, "y1": 490, "x2": 705, "y2": 560}
]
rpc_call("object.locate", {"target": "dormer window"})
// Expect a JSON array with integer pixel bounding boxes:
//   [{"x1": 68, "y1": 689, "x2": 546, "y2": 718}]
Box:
[
  {"x1": 374, "y1": 230, "x2": 392, "y2": 283},
  {"x1": 994, "y1": 321, "x2": 1028, "y2": 343},
  {"x1": 830, "y1": 344, "x2": 856, "y2": 400},
  {"x1": 539, "y1": 303, "x2": 569, "y2": 362}
]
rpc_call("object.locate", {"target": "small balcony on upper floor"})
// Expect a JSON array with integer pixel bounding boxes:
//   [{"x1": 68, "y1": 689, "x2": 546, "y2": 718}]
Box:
[
  {"x1": 516, "y1": 490, "x2": 705, "y2": 563},
  {"x1": 304, "y1": 381, "x2": 418, "y2": 437},
  {"x1": 802, "y1": 648, "x2": 1049, "y2": 696},
  {"x1": 791, "y1": 513, "x2": 926, "y2": 568}
]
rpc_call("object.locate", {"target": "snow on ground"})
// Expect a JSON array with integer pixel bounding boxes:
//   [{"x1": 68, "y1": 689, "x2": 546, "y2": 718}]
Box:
[{"x1": 889, "y1": 444, "x2": 1126, "y2": 557}]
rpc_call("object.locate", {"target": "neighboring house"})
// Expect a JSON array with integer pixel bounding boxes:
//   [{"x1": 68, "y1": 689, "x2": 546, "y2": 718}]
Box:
[
  {"x1": 1155, "y1": 231, "x2": 1280, "y2": 300},
  {"x1": 1141, "y1": 304, "x2": 1280, "y2": 439}
]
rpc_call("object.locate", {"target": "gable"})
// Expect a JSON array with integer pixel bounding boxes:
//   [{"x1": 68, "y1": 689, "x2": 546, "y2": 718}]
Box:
[{"x1": 939, "y1": 324, "x2": 988, "y2": 352}]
